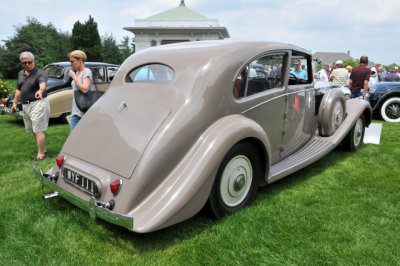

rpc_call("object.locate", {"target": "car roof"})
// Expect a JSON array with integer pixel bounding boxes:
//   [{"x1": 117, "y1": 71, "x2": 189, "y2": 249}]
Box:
[
  {"x1": 121, "y1": 40, "x2": 310, "y2": 74},
  {"x1": 45, "y1": 62, "x2": 119, "y2": 67}
]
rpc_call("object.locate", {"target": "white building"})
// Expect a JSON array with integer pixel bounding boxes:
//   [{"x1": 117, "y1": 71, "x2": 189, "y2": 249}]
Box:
[{"x1": 123, "y1": 0, "x2": 230, "y2": 52}]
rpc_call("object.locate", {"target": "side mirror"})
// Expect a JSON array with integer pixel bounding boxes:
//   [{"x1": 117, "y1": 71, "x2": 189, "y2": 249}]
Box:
[{"x1": 313, "y1": 58, "x2": 322, "y2": 64}]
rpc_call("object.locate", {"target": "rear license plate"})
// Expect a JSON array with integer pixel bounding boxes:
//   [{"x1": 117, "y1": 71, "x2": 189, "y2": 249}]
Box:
[{"x1": 63, "y1": 168, "x2": 100, "y2": 197}]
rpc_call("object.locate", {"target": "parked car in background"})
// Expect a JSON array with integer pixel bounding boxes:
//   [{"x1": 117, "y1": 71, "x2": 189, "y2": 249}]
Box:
[
  {"x1": 35, "y1": 41, "x2": 371, "y2": 233},
  {"x1": 369, "y1": 82, "x2": 400, "y2": 122},
  {"x1": 1, "y1": 62, "x2": 119, "y2": 123}
]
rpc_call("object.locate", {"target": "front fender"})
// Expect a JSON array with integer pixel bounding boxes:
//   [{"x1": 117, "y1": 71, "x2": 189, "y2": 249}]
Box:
[
  {"x1": 373, "y1": 91, "x2": 400, "y2": 112},
  {"x1": 129, "y1": 114, "x2": 271, "y2": 232}
]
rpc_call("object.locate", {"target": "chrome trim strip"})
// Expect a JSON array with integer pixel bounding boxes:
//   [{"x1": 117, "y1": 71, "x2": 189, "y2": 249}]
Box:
[
  {"x1": 241, "y1": 87, "x2": 314, "y2": 114},
  {"x1": 33, "y1": 165, "x2": 133, "y2": 229}
]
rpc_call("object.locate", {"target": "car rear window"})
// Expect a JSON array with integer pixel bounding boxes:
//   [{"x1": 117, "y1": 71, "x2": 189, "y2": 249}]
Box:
[
  {"x1": 126, "y1": 64, "x2": 174, "y2": 84},
  {"x1": 44, "y1": 65, "x2": 65, "y2": 79}
]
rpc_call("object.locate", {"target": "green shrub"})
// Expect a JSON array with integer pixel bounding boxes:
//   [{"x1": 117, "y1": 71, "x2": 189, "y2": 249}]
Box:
[{"x1": 0, "y1": 79, "x2": 14, "y2": 99}]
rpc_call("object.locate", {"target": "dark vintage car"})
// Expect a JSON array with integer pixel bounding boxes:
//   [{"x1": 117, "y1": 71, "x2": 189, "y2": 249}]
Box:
[
  {"x1": 369, "y1": 82, "x2": 400, "y2": 122},
  {"x1": 1, "y1": 62, "x2": 119, "y2": 123},
  {"x1": 34, "y1": 41, "x2": 372, "y2": 233}
]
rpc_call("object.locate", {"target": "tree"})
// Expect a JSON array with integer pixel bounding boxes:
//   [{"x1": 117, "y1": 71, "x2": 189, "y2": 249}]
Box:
[
  {"x1": 118, "y1": 36, "x2": 135, "y2": 62},
  {"x1": 384, "y1": 63, "x2": 400, "y2": 72},
  {"x1": 343, "y1": 58, "x2": 359, "y2": 68},
  {"x1": 102, "y1": 33, "x2": 122, "y2": 64},
  {"x1": 0, "y1": 17, "x2": 71, "y2": 78},
  {"x1": 71, "y1": 16, "x2": 103, "y2": 62}
]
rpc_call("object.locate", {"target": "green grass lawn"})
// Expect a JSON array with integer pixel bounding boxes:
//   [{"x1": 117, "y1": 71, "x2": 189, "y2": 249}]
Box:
[{"x1": 0, "y1": 115, "x2": 399, "y2": 265}]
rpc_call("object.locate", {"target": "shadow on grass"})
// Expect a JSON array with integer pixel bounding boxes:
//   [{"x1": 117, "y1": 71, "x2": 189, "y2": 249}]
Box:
[
  {"x1": 257, "y1": 145, "x2": 355, "y2": 197},
  {"x1": 2, "y1": 115, "x2": 24, "y2": 127},
  {"x1": 2, "y1": 115, "x2": 65, "y2": 127}
]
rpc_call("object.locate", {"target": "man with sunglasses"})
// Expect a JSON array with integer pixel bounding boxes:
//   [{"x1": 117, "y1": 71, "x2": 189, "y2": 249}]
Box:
[
  {"x1": 290, "y1": 59, "x2": 308, "y2": 80},
  {"x1": 11, "y1": 51, "x2": 50, "y2": 161}
]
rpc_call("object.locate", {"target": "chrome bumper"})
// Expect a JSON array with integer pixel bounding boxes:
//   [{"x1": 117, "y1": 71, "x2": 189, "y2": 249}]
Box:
[
  {"x1": 33, "y1": 165, "x2": 133, "y2": 230},
  {"x1": 1, "y1": 106, "x2": 24, "y2": 117}
]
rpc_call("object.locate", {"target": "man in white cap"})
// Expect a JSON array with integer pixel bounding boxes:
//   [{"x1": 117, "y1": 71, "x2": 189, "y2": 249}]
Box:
[{"x1": 329, "y1": 60, "x2": 349, "y2": 88}]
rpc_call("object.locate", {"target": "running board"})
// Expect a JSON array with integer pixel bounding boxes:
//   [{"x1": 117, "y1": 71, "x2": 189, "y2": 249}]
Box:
[{"x1": 268, "y1": 137, "x2": 334, "y2": 183}]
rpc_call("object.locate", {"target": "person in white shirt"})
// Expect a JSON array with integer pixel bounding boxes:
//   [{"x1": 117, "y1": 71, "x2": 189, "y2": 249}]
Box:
[
  {"x1": 370, "y1": 62, "x2": 381, "y2": 83},
  {"x1": 319, "y1": 64, "x2": 329, "y2": 82},
  {"x1": 369, "y1": 71, "x2": 377, "y2": 86}
]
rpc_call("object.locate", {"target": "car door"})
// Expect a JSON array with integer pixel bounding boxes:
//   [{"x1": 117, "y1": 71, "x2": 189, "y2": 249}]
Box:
[
  {"x1": 280, "y1": 52, "x2": 316, "y2": 158},
  {"x1": 238, "y1": 52, "x2": 289, "y2": 164}
]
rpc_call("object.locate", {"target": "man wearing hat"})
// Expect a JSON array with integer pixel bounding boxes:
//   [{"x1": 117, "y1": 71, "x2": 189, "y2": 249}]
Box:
[
  {"x1": 384, "y1": 67, "x2": 400, "y2": 82},
  {"x1": 329, "y1": 60, "x2": 349, "y2": 87},
  {"x1": 349, "y1": 56, "x2": 371, "y2": 99}
]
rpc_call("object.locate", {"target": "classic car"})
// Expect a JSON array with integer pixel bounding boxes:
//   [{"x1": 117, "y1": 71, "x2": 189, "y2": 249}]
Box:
[
  {"x1": 369, "y1": 82, "x2": 400, "y2": 122},
  {"x1": 1, "y1": 62, "x2": 119, "y2": 123},
  {"x1": 34, "y1": 41, "x2": 372, "y2": 233}
]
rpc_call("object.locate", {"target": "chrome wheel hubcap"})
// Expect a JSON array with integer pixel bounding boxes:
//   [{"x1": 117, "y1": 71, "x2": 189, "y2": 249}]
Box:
[
  {"x1": 353, "y1": 118, "x2": 363, "y2": 146},
  {"x1": 332, "y1": 101, "x2": 344, "y2": 130},
  {"x1": 220, "y1": 155, "x2": 252, "y2": 207}
]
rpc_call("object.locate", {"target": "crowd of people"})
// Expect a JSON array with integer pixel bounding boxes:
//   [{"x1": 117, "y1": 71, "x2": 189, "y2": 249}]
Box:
[{"x1": 318, "y1": 56, "x2": 400, "y2": 99}]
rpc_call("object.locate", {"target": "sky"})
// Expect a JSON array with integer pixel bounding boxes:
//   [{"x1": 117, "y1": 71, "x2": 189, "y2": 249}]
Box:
[{"x1": 1, "y1": 0, "x2": 399, "y2": 65}]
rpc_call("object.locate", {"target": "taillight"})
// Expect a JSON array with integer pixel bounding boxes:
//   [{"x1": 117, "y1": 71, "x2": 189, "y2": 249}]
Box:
[
  {"x1": 56, "y1": 156, "x2": 66, "y2": 168},
  {"x1": 110, "y1": 179, "x2": 122, "y2": 196}
]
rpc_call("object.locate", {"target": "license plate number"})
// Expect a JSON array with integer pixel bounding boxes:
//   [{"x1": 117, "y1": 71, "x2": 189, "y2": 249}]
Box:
[{"x1": 64, "y1": 168, "x2": 99, "y2": 197}]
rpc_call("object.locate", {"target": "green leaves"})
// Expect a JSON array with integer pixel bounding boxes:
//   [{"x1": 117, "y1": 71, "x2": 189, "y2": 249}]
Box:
[
  {"x1": 0, "y1": 16, "x2": 136, "y2": 77},
  {"x1": 0, "y1": 17, "x2": 71, "y2": 78},
  {"x1": 71, "y1": 15, "x2": 104, "y2": 62}
]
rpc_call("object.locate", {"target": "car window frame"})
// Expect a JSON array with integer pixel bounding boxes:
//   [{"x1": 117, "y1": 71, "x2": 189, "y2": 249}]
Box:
[
  {"x1": 233, "y1": 51, "x2": 289, "y2": 101},
  {"x1": 288, "y1": 52, "x2": 313, "y2": 85},
  {"x1": 125, "y1": 63, "x2": 175, "y2": 84}
]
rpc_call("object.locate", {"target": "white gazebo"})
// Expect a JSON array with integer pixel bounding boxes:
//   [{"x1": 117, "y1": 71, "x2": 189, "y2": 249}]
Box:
[{"x1": 123, "y1": 0, "x2": 230, "y2": 52}]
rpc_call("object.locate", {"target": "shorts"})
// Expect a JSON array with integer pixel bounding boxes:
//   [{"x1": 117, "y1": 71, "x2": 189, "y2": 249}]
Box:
[{"x1": 22, "y1": 98, "x2": 50, "y2": 133}]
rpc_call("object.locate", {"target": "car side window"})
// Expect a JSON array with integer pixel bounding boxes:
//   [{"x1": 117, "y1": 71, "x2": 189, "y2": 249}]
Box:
[
  {"x1": 234, "y1": 54, "x2": 285, "y2": 99},
  {"x1": 289, "y1": 54, "x2": 312, "y2": 85},
  {"x1": 43, "y1": 66, "x2": 64, "y2": 79},
  {"x1": 91, "y1": 67, "x2": 106, "y2": 83},
  {"x1": 107, "y1": 67, "x2": 119, "y2": 81},
  {"x1": 126, "y1": 64, "x2": 174, "y2": 84}
]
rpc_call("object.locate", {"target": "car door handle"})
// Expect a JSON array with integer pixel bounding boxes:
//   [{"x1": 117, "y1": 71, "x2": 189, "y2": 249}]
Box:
[{"x1": 118, "y1": 101, "x2": 127, "y2": 111}]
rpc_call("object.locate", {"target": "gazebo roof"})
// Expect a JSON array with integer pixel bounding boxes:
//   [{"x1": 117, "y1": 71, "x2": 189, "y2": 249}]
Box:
[{"x1": 147, "y1": 1, "x2": 208, "y2": 19}]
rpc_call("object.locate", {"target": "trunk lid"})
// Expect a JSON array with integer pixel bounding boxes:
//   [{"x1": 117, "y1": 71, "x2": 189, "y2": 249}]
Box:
[{"x1": 62, "y1": 94, "x2": 171, "y2": 178}]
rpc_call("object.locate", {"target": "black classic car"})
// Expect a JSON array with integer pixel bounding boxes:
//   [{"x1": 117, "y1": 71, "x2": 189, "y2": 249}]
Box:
[
  {"x1": 369, "y1": 82, "x2": 400, "y2": 122},
  {"x1": 1, "y1": 62, "x2": 119, "y2": 123}
]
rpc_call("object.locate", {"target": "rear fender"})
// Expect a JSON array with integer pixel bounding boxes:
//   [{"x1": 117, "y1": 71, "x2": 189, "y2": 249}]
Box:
[{"x1": 129, "y1": 114, "x2": 271, "y2": 232}]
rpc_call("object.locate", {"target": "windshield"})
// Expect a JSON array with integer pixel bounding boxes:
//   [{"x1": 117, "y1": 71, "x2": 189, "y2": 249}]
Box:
[
  {"x1": 44, "y1": 65, "x2": 65, "y2": 79},
  {"x1": 126, "y1": 64, "x2": 174, "y2": 84}
]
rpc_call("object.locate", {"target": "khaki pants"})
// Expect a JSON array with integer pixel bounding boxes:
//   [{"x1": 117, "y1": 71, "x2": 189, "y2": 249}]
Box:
[{"x1": 22, "y1": 98, "x2": 50, "y2": 133}]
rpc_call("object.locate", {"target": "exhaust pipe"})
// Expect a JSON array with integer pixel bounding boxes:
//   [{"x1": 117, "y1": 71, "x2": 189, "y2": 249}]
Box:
[{"x1": 43, "y1": 192, "x2": 59, "y2": 200}]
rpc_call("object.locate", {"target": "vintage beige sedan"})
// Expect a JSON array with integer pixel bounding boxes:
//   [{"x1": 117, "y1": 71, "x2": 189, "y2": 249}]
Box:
[{"x1": 35, "y1": 41, "x2": 372, "y2": 233}]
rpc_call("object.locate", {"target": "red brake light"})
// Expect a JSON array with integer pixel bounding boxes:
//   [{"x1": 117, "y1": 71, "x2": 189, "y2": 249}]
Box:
[
  {"x1": 110, "y1": 179, "x2": 122, "y2": 195},
  {"x1": 56, "y1": 156, "x2": 65, "y2": 167}
]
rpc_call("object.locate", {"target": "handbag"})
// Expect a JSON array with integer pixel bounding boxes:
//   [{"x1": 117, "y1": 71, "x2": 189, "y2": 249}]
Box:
[{"x1": 74, "y1": 83, "x2": 104, "y2": 113}]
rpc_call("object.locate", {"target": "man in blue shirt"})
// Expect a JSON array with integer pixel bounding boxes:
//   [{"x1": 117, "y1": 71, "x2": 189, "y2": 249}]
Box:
[{"x1": 290, "y1": 60, "x2": 308, "y2": 80}]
